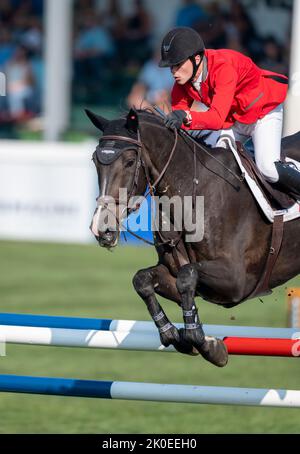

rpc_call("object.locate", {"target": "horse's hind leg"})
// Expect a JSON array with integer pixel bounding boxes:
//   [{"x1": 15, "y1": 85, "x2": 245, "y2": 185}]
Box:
[
  {"x1": 133, "y1": 264, "x2": 197, "y2": 356},
  {"x1": 176, "y1": 263, "x2": 229, "y2": 367}
]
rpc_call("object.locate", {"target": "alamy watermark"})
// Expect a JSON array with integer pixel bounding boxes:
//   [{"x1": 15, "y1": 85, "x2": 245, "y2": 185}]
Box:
[{"x1": 92, "y1": 188, "x2": 205, "y2": 242}]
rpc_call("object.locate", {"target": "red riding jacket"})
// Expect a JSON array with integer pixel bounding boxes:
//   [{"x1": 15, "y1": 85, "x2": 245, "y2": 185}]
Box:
[{"x1": 172, "y1": 48, "x2": 288, "y2": 130}]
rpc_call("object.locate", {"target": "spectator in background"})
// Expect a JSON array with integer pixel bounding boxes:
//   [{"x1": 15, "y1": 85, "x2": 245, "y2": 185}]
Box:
[
  {"x1": 10, "y1": 0, "x2": 36, "y2": 17},
  {"x1": 27, "y1": 0, "x2": 44, "y2": 17},
  {"x1": 0, "y1": 28, "x2": 12, "y2": 119},
  {"x1": 0, "y1": 28, "x2": 15, "y2": 69},
  {"x1": 0, "y1": 0, "x2": 14, "y2": 23},
  {"x1": 102, "y1": 0, "x2": 125, "y2": 40},
  {"x1": 127, "y1": 49, "x2": 173, "y2": 111},
  {"x1": 225, "y1": 0, "x2": 262, "y2": 60},
  {"x1": 75, "y1": 0, "x2": 95, "y2": 11},
  {"x1": 9, "y1": 0, "x2": 43, "y2": 17},
  {"x1": 74, "y1": 14, "x2": 115, "y2": 60},
  {"x1": 258, "y1": 36, "x2": 288, "y2": 75},
  {"x1": 29, "y1": 49, "x2": 44, "y2": 114},
  {"x1": 11, "y1": 11, "x2": 31, "y2": 43},
  {"x1": 175, "y1": 0, "x2": 208, "y2": 29},
  {"x1": 121, "y1": 0, "x2": 152, "y2": 66},
  {"x1": 21, "y1": 16, "x2": 43, "y2": 54},
  {"x1": 74, "y1": 13, "x2": 115, "y2": 97},
  {"x1": 194, "y1": 2, "x2": 227, "y2": 49},
  {"x1": 5, "y1": 46, "x2": 35, "y2": 120}
]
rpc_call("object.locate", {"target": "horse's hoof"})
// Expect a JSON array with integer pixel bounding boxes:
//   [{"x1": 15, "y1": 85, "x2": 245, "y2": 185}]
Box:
[
  {"x1": 179, "y1": 327, "x2": 205, "y2": 357},
  {"x1": 160, "y1": 326, "x2": 196, "y2": 356},
  {"x1": 200, "y1": 336, "x2": 228, "y2": 367},
  {"x1": 178, "y1": 328, "x2": 199, "y2": 356}
]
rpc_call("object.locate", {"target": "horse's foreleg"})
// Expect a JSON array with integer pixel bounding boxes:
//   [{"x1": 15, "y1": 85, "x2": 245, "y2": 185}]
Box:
[
  {"x1": 133, "y1": 264, "x2": 197, "y2": 355},
  {"x1": 176, "y1": 263, "x2": 229, "y2": 367}
]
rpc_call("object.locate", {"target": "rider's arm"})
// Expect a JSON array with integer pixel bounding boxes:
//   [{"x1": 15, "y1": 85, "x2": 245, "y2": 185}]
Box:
[
  {"x1": 185, "y1": 62, "x2": 238, "y2": 130},
  {"x1": 171, "y1": 83, "x2": 193, "y2": 111}
]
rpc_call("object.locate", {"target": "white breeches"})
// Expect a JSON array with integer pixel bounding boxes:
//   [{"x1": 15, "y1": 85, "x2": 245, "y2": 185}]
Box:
[{"x1": 190, "y1": 104, "x2": 284, "y2": 183}]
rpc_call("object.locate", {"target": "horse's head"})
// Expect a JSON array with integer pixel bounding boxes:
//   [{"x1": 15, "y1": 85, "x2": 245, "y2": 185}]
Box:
[{"x1": 86, "y1": 108, "x2": 148, "y2": 249}]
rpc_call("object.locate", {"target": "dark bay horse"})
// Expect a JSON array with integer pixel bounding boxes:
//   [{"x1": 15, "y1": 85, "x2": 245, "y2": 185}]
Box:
[{"x1": 86, "y1": 108, "x2": 300, "y2": 367}]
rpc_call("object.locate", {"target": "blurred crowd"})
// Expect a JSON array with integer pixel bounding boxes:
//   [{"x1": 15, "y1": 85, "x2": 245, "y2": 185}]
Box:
[
  {"x1": 0, "y1": 0, "x2": 292, "y2": 129},
  {"x1": 126, "y1": 0, "x2": 292, "y2": 111},
  {"x1": 0, "y1": 0, "x2": 43, "y2": 126}
]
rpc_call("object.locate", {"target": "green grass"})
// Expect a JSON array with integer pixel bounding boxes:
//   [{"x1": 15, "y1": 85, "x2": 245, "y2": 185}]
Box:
[{"x1": 0, "y1": 240, "x2": 299, "y2": 434}]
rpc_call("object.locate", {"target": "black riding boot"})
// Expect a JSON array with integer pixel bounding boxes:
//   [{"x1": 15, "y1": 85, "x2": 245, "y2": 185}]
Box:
[{"x1": 275, "y1": 161, "x2": 300, "y2": 197}]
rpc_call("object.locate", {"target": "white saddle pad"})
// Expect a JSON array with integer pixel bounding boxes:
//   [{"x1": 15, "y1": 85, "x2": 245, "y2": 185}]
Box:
[{"x1": 223, "y1": 138, "x2": 300, "y2": 223}]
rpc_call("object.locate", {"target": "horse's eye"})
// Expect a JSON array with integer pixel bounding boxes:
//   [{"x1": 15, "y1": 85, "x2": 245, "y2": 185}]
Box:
[{"x1": 125, "y1": 160, "x2": 135, "y2": 169}]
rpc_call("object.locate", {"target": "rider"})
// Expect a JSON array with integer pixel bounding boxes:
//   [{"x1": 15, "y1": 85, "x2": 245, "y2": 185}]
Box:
[{"x1": 159, "y1": 27, "x2": 300, "y2": 196}]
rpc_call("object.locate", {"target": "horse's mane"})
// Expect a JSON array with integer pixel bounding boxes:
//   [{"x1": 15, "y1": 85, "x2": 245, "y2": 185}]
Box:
[
  {"x1": 136, "y1": 108, "x2": 166, "y2": 128},
  {"x1": 135, "y1": 107, "x2": 221, "y2": 155},
  {"x1": 136, "y1": 108, "x2": 201, "y2": 149}
]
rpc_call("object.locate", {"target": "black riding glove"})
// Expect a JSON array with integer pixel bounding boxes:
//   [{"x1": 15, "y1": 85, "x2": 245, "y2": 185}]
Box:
[{"x1": 164, "y1": 110, "x2": 187, "y2": 130}]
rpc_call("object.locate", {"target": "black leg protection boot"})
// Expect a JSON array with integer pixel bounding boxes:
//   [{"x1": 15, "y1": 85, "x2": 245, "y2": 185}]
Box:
[{"x1": 275, "y1": 161, "x2": 300, "y2": 196}]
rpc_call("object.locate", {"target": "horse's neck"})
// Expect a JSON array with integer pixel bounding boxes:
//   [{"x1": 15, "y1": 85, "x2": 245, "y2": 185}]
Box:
[
  {"x1": 140, "y1": 119, "x2": 239, "y2": 198},
  {"x1": 140, "y1": 122, "x2": 199, "y2": 193}
]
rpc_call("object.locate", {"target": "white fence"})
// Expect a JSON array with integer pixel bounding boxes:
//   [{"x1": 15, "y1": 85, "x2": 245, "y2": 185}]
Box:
[{"x1": 0, "y1": 140, "x2": 97, "y2": 244}]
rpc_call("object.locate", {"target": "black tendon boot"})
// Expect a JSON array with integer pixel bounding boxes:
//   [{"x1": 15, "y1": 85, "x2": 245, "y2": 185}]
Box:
[{"x1": 275, "y1": 161, "x2": 300, "y2": 197}]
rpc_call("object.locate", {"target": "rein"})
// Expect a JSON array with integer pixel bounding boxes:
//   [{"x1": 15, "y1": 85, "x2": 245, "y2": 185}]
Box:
[{"x1": 151, "y1": 105, "x2": 244, "y2": 188}]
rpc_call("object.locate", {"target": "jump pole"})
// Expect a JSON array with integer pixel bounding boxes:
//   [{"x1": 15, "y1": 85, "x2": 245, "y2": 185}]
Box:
[
  {"x1": 0, "y1": 325, "x2": 299, "y2": 357},
  {"x1": 0, "y1": 374, "x2": 300, "y2": 408},
  {"x1": 0, "y1": 312, "x2": 298, "y2": 338}
]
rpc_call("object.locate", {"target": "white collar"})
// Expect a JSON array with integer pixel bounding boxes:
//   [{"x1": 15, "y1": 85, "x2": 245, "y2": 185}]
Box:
[{"x1": 192, "y1": 71, "x2": 202, "y2": 90}]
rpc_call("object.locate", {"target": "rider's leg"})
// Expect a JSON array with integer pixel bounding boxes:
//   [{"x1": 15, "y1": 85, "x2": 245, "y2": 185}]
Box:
[
  {"x1": 252, "y1": 104, "x2": 283, "y2": 182},
  {"x1": 252, "y1": 103, "x2": 300, "y2": 195}
]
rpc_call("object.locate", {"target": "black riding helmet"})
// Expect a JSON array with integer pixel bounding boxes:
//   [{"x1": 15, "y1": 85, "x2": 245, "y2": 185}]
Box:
[{"x1": 159, "y1": 27, "x2": 205, "y2": 80}]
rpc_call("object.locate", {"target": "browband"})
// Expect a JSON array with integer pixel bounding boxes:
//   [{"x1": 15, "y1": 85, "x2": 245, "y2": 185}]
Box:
[{"x1": 101, "y1": 135, "x2": 142, "y2": 148}]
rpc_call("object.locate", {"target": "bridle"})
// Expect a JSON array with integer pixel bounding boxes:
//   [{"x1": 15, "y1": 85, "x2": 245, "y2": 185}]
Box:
[
  {"x1": 99, "y1": 134, "x2": 144, "y2": 207},
  {"x1": 96, "y1": 129, "x2": 181, "y2": 248},
  {"x1": 99, "y1": 131, "x2": 179, "y2": 199}
]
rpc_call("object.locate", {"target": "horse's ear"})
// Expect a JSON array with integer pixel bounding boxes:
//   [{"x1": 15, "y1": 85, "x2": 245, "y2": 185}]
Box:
[
  {"x1": 126, "y1": 108, "x2": 139, "y2": 133},
  {"x1": 85, "y1": 109, "x2": 109, "y2": 131}
]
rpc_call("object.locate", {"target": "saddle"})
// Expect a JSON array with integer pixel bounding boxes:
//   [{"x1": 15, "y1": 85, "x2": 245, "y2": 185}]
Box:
[{"x1": 236, "y1": 142, "x2": 298, "y2": 210}]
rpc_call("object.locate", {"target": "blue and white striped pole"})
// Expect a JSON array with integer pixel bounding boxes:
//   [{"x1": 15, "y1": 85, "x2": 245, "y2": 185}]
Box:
[
  {"x1": 0, "y1": 374, "x2": 300, "y2": 408},
  {"x1": 0, "y1": 312, "x2": 297, "y2": 339}
]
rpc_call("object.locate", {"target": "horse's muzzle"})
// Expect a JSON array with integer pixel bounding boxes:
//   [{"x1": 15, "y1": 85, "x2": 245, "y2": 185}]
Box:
[{"x1": 94, "y1": 228, "x2": 119, "y2": 248}]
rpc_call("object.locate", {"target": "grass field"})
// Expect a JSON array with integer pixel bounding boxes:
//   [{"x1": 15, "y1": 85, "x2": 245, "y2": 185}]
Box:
[{"x1": 0, "y1": 240, "x2": 299, "y2": 434}]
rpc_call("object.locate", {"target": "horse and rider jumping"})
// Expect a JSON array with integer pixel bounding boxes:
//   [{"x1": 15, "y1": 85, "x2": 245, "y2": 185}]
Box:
[{"x1": 86, "y1": 27, "x2": 300, "y2": 367}]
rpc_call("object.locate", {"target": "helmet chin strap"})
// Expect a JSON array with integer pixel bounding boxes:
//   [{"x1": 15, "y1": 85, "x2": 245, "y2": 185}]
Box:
[{"x1": 189, "y1": 54, "x2": 203, "y2": 82}]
